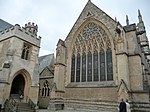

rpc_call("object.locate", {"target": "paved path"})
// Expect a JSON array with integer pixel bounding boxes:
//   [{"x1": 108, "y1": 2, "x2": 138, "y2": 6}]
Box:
[{"x1": 38, "y1": 109, "x2": 108, "y2": 112}]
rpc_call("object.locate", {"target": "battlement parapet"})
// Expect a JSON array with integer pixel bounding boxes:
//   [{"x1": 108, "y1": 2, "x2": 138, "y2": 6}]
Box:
[
  {"x1": 25, "y1": 22, "x2": 38, "y2": 29},
  {"x1": 24, "y1": 22, "x2": 38, "y2": 35},
  {"x1": 0, "y1": 23, "x2": 41, "y2": 47}
]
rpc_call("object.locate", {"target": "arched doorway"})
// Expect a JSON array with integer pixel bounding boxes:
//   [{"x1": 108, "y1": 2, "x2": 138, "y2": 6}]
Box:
[{"x1": 10, "y1": 74, "x2": 25, "y2": 95}]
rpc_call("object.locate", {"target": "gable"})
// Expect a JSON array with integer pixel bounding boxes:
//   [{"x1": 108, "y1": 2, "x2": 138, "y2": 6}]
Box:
[
  {"x1": 65, "y1": 1, "x2": 117, "y2": 42},
  {"x1": 117, "y1": 79, "x2": 130, "y2": 99},
  {"x1": 39, "y1": 54, "x2": 54, "y2": 73},
  {"x1": 40, "y1": 67, "x2": 54, "y2": 77}
]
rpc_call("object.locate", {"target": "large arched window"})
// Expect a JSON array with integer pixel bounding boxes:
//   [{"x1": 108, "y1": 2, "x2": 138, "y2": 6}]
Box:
[{"x1": 71, "y1": 22, "x2": 113, "y2": 83}]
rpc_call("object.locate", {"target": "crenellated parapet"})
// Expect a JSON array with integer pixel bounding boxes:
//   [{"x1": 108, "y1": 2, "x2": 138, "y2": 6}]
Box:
[
  {"x1": 24, "y1": 22, "x2": 38, "y2": 35},
  {"x1": 0, "y1": 23, "x2": 41, "y2": 47}
]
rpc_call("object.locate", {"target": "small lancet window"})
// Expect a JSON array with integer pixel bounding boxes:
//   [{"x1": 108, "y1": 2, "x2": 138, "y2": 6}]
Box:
[
  {"x1": 41, "y1": 80, "x2": 50, "y2": 97},
  {"x1": 21, "y1": 43, "x2": 32, "y2": 60}
]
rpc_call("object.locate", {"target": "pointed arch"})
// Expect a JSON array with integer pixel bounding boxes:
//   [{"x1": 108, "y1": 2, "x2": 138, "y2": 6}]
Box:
[
  {"x1": 9, "y1": 69, "x2": 31, "y2": 99},
  {"x1": 70, "y1": 18, "x2": 114, "y2": 83},
  {"x1": 71, "y1": 18, "x2": 115, "y2": 50},
  {"x1": 10, "y1": 69, "x2": 31, "y2": 86}
]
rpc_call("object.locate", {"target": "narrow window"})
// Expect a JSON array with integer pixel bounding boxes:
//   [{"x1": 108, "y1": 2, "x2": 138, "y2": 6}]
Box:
[
  {"x1": 87, "y1": 52, "x2": 92, "y2": 81},
  {"x1": 21, "y1": 44, "x2": 31, "y2": 60},
  {"x1": 82, "y1": 53, "x2": 86, "y2": 82},
  {"x1": 45, "y1": 87, "x2": 47, "y2": 96},
  {"x1": 71, "y1": 54, "x2": 75, "y2": 82},
  {"x1": 100, "y1": 49, "x2": 106, "y2": 81},
  {"x1": 21, "y1": 49, "x2": 25, "y2": 59},
  {"x1": 76, "y1": 54, "x2": 80, "y2": 82},
  {"x1": 42, "y1": 88, "x2": 44, "y2": 96},
  {"x1": 93, "y1": 51, "x2": 98, "y2": 81},
  {"x1": 47, "y1": 87, "x2": 50, "y2": 96},
  {"x1": 25, "y1": 50, "x2": 29, "y2": 60},
  {"x1": 42, "y1": 80, "x2": 50, "y2": 97},
  {"x1": 107, "y1": 48, "x2": 113, "y2": 80}
]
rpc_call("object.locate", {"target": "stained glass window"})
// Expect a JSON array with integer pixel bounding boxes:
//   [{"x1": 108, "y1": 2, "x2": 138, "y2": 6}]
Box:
[
  {"x1": 107, "y1": 48, "x2": 113, "y2": 80},
  {"x1": 76, "y1": 54, "x2": 80, "y2": 82},
  {"x1": 82, "y1": 53, "x2": 86, "y2": 82},
  {"x1": 100, "y1": 49, "x2": 106, "y2": 81},
  {"x1": 71, "y1": 22, "x2": 113, "y2": 83},
  {"x1": 87, "y1": 52, "x2": 92, "y2": 81},
  {"x1": 93, "y1": 51, "x2": 98, "y2": 81}
]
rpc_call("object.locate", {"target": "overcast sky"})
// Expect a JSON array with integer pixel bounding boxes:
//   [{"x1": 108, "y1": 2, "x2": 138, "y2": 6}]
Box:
[{"x1": 1, "y1": 0, "x2": 150, "y2": 56}]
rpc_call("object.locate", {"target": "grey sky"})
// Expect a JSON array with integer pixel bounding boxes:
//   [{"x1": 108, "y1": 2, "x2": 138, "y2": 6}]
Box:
[{"x1": 1, "y1": 0, "x2": 150, "y2": 56}]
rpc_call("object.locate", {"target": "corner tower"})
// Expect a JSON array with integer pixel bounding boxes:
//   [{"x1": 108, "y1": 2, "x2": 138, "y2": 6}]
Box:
[{"x1": 0, "y1": 20, "x2": 41, "y2": 108}]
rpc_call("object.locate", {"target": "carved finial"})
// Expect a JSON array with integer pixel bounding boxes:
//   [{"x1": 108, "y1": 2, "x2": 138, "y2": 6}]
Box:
[
  {"x1": 138, "y1": 9, "x2": 143, "y2": 22},
  {"x1": 126, "y1": 15, "x2": 129, "y2": 26},
  {"x1": 115, "y1": 17, "x2": 117, "y2": 22},
  {"x1": 88, "y1": 0, "x2": 91, "y2": 2},
  {"x1": 138, "y1": 9, "x2": 142, "y2": 17}
]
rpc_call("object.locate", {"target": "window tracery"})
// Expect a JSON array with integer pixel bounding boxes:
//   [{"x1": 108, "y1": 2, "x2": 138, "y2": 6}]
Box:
[
  {"x1": 71, "y1": 22, "x2": 113, "y2": 83},
  {"x1": 42, "y1": 80, "x2": 50, "y2": 97},
  {"x1": 21, "y1": 43, "x2": 31, "y2": 60}
]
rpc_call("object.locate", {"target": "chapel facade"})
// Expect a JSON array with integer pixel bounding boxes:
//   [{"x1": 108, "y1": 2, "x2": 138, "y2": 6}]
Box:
[
  {"x1": 48, "y1": 1, "x2": 150, "y2": 111},
  {"x1": 0, "y1": 0, "x2": 150, "y2": 112}
]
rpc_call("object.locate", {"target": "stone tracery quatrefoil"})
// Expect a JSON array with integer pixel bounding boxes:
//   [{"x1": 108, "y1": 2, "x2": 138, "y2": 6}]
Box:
[{"x1": 74, "y1": 22, "x2": 110, "y2": 52}]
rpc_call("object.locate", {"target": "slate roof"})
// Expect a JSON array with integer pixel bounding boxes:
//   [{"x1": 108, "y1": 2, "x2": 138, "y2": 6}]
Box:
[
  {"x1": 38, "y1": 54, "x2": 54, "y2": 73},
  {"x1": 123, "y1": 23, "x2": 136, "y2": 32},
  {"x1": 0, "y1": 19, "x2": 13, "y2": 32}
]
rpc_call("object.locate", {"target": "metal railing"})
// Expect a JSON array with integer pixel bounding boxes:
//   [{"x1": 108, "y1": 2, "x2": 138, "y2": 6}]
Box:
[{"x1": 4, "y1": 96, "x2": 17, "y2": 112}]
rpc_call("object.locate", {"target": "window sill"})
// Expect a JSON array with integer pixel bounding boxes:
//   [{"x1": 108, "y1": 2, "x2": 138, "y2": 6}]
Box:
[{"x1": 66, "y1": 81, "x2": 117, "y2": 88}]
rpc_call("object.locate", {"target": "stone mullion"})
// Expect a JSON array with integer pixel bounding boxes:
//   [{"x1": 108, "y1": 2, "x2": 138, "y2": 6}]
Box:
[
  {"x1": 105, "y1": 49, "x2": 107, "y2": 81},
  {"x1": 80, "y1": 54, "x2": 82, "y2": 82},
  {"x1": 92, "y1": 50, "x2": 94, "y2": 82},
  {"x1": 98, "y1": 50, "x2": 100, "y2": 81}
]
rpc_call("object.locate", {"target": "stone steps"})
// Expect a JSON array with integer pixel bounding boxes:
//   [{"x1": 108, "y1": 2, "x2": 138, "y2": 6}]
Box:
[
  {"x1": 10, "y1": 94, "x2": 35, "y2": 112},
  {"x1": 16, "y1": 102, "x2": 35, "y2": 112}
]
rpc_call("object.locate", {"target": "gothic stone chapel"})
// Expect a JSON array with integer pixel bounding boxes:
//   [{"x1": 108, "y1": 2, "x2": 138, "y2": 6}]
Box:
[{"x1": 0, "y1": 1, "x2": 150, "y2": 112}]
